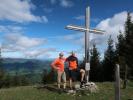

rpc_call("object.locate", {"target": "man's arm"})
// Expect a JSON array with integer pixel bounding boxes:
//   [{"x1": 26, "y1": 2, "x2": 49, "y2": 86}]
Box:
[{"x1": 51, "y1": 59, "x2": 59, "y2": 70}]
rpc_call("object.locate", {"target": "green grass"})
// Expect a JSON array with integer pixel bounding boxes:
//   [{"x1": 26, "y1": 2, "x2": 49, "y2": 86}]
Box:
[{"x1": 0, "y1": 82, "x2": 133, "y2": 100}]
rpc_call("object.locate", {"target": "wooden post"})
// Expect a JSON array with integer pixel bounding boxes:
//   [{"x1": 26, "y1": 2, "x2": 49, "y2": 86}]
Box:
[
  {"x1": 115, "y1": 64, "x2": 120, "y2": 100},
  {"x1": 85, "y1": 7, "x2": 90, "y2": 83}
]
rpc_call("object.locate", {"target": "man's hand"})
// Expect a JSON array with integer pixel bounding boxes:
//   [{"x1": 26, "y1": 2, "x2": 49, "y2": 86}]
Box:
[{"x1": 53, "y1": 65, "x2": 59, "y2": 70}]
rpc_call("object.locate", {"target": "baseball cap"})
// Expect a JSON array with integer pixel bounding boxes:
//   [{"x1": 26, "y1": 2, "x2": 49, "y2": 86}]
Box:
[{"x1": 59, "y1": 52, "x2": 64, "y2": 56}]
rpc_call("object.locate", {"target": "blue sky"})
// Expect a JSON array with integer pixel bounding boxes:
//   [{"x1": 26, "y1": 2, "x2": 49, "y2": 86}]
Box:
[{"x1": 0, "y1": 0, "x2": 133, "y2": 60}]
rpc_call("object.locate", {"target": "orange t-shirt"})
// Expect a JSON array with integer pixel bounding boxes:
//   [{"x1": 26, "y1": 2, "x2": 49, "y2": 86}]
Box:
[
  {"x1": 69, "y1": 60, "x2": 77, "y2": 70},
  {"x1": 51, "y1": 58, "x2": 66, "y2": 72}
]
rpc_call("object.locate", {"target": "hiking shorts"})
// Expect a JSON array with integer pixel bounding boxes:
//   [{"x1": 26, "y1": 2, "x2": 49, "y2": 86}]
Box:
[{"x1": 68, "y1": 69, "x2": 80, "y2": 81}]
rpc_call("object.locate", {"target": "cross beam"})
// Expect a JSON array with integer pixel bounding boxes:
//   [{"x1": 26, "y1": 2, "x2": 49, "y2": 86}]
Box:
[
  {"x1": 66, "y1": 25, "x2": 105, "y2": 34},
  {"x1": 65, "y1": 6, "x2": 105, "y2": 83}
]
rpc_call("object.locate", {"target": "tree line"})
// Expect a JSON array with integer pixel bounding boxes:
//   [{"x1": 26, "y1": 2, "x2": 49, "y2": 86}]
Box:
[
  {"x1": 90, "y1": 12, "x2": 133, "y2": 83},
  {"x1": 42, "y1": 13, "x2": 133, "y2": 85}
]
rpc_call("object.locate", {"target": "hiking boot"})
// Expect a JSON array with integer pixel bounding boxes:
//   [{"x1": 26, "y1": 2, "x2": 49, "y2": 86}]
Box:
[{"x1": 80, "y1": 81, "x2": 85, "y2": 88}]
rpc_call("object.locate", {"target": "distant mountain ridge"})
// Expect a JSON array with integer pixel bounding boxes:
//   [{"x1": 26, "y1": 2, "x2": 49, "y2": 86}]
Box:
[
  {"x1": 3, "y1": 58, "x2": 52, "y2": 63},
  {"x1": 2, "y1": 58, "x2": 52, "y2": 75}
]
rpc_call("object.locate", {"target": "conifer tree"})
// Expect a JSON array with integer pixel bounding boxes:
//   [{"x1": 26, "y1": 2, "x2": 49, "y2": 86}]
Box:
[
  {"x1": 103, "y1": 36, "x2": 116, "y2": 81},
  {"x1": 90, "y1": 44, "x2": 101, "y2": 81}
]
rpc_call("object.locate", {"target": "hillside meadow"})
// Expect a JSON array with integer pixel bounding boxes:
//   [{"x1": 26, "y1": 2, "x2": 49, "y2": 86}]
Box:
[{"x1": 0, "y1": 82, "x2": 133, "y2": 100}]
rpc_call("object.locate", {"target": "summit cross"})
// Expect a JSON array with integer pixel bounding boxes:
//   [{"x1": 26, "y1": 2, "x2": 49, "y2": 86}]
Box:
[{"x1": 66, "y1": 6, "x2": 105, "y2": 82}]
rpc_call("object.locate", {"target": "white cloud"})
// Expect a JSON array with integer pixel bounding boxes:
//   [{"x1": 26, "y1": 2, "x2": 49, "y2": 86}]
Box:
[
  {"x1": 0, "y1": 25, "x2": 58, "y2": 58},
  {"x1": 2, "y1": 33, "x2": 47, "y2": 52},
  {"x1": 75, "y1": 12, "x2": 133, "y2": 46},
  {"x1": 0, "y1": 25, "x2": 23, "y2": 33},
  {"x1": 67, "y1": 11, "x2": 133, "y2": 48},
  {"x1": 95, "y1": 11, "x2": 133, "y2": 44},
  {"x1": 60, "y1": 0, "x2": 74, "y2": 8},
  {"x1": 1, "y1": 32, "x2": 58, "y2": 58},
  {"x1": 0, "y1": 0, "x2": 48, "y2": 23}
]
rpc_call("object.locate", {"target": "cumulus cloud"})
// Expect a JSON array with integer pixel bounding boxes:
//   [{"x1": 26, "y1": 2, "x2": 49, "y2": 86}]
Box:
[
  {"x1": 1, "y1": 32, "x2": 58, "y2": 58},
  {"x1": 94, "y1": 11, "x2": 133, "y2": 45},
  {"x1": 1, "y1": 33, "x2": 58, "y2": 58},
  {"x1": 2, "y1": 33, "x2": 47, "y2": 52},
  {"x1": 0, "y1": 25, "x2": 23, "y2": 33},
  {"x1": 0, "y1": 0, "x2": 48, "y2": 23},
  {"x1": 0, "y1": 25, "x2": 57, "y2": 58},
  {"x1": 69, "y1": 11, "x2": 133, "y2": 47}
]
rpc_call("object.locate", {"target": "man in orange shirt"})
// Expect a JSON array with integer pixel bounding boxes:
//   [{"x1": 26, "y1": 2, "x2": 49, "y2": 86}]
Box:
[
  {"x1": 66, "y1": 51, "x2": 85, "y2": 89},
  {"x1": 51, "y1": 52, "x2": 66, "y2": 89}
]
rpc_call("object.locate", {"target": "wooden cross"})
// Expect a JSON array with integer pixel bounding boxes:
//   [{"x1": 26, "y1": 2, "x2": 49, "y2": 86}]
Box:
[{"x1": 66, "y1": 6, "x2": 105, "y2": 83}]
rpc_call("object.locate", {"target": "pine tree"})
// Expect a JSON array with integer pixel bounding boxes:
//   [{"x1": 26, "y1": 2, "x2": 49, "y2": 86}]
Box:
[
  {"x1": 103, "y1": 36, "x2": 116, "y2": 81},
  {"x1": 124, "y1": 13, "x2": 133, "y2": 78},
  {"x1": 116, "y1": 12, "x2": 133, "y2": 88},
  {"x1": 123, "y1": 13, "x2": 133, "y2": 88},
  {"x1": 90, "y1": 44, "x2": 101, "y2": 81},
  {"x1": 116, "y1": 33, "x2": 126, "y2": 76}
]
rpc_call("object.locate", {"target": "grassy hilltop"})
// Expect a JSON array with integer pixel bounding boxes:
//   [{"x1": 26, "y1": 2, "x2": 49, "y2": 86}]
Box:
[{"x1": 0, "y1": 82, "x2": 133, "y2": 100}]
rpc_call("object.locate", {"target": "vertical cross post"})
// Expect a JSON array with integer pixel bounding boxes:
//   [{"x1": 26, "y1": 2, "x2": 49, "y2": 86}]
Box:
[{"x1": 85, "y1": 7, "x2": 90, "y2": 82}]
